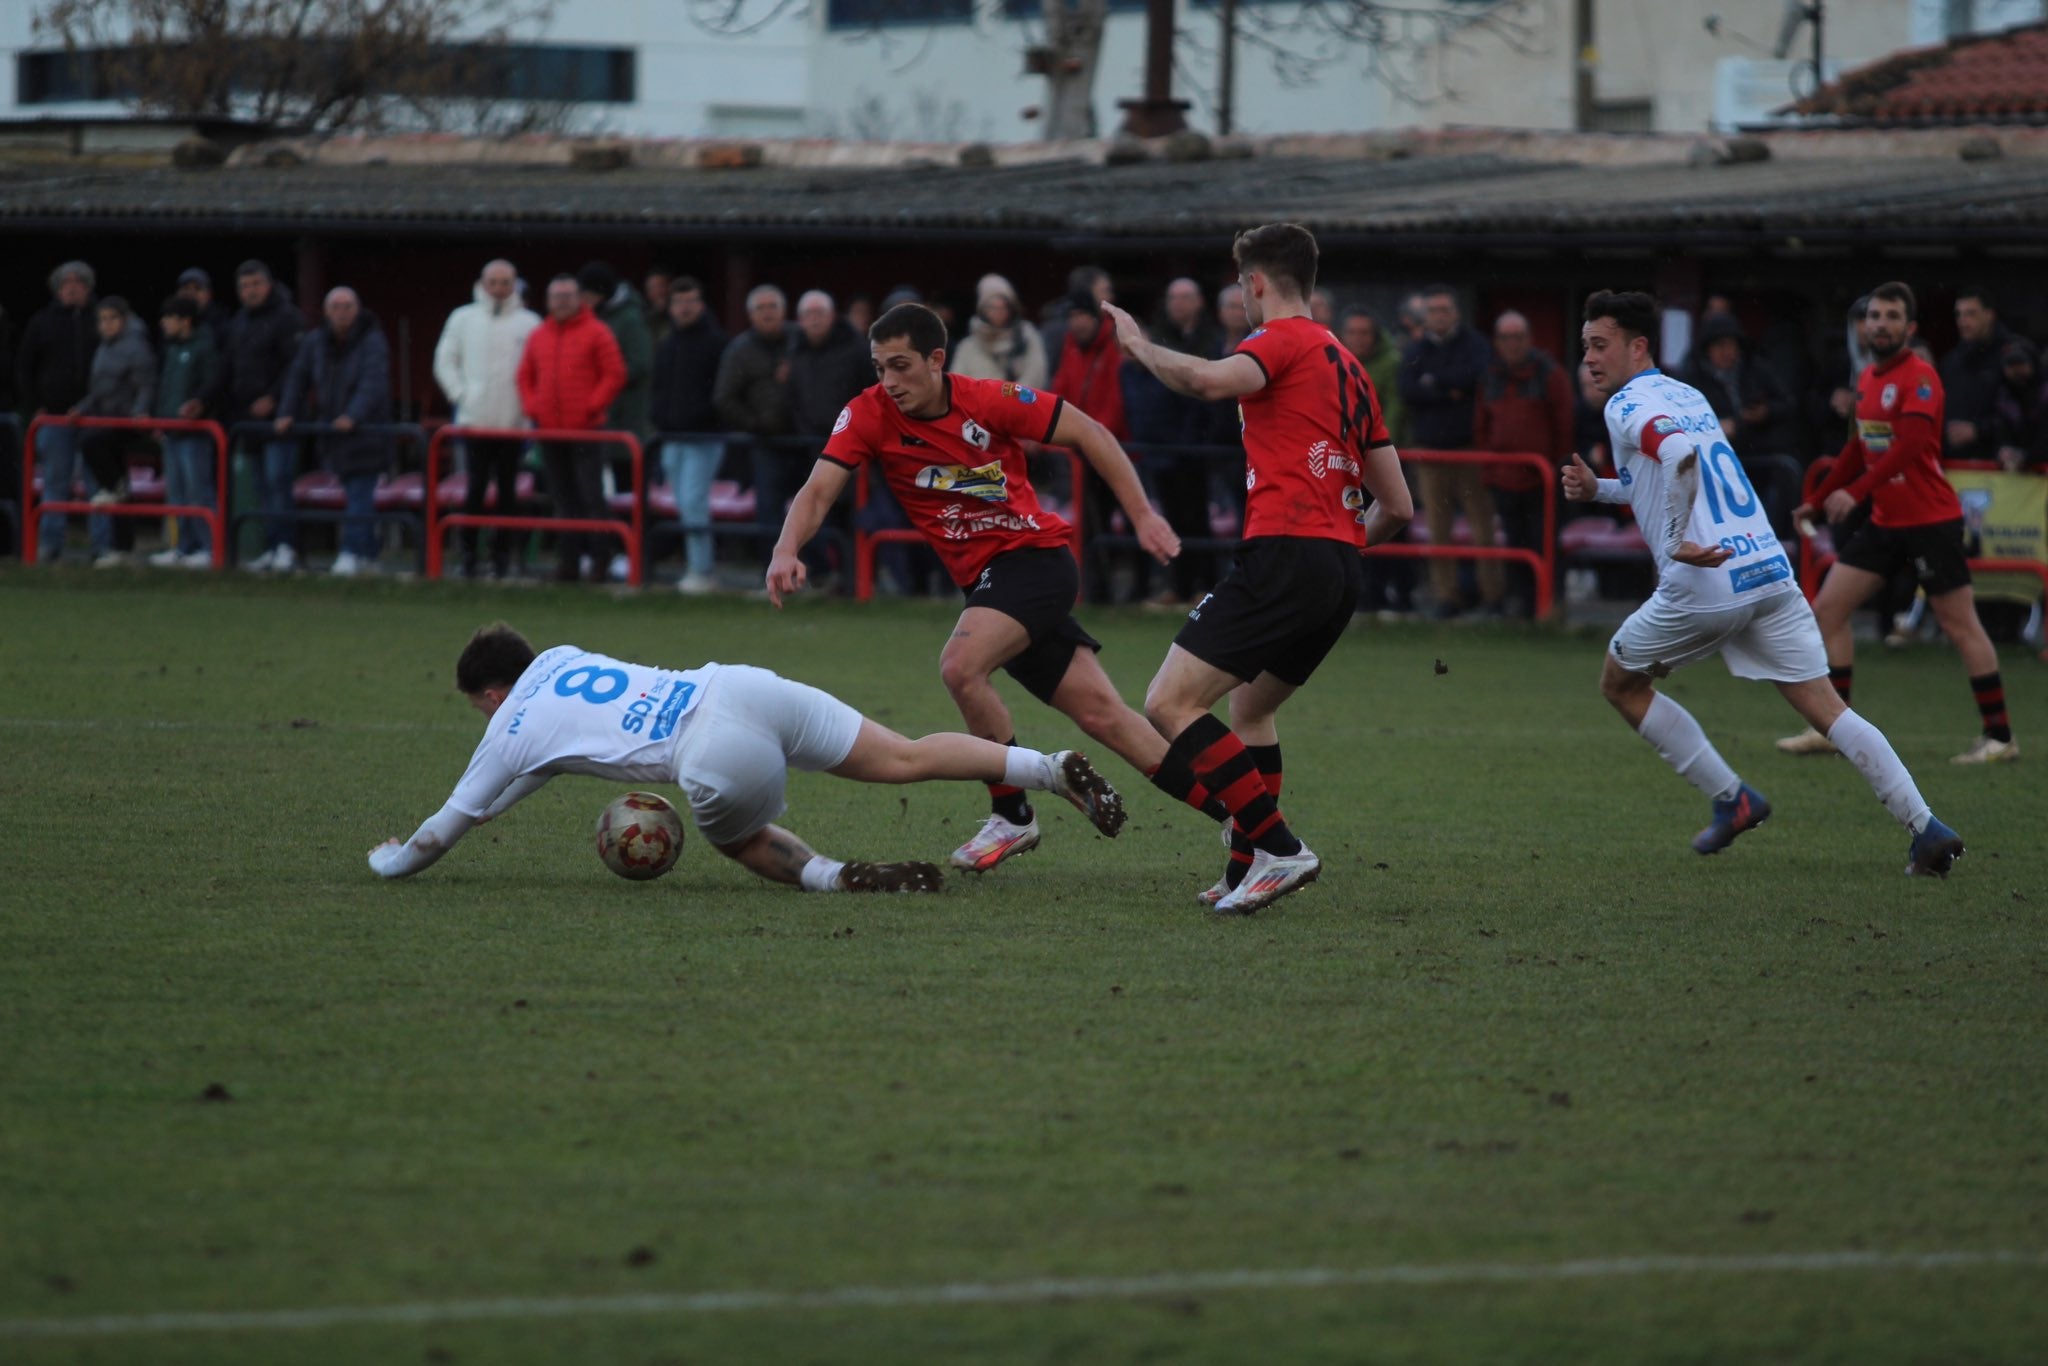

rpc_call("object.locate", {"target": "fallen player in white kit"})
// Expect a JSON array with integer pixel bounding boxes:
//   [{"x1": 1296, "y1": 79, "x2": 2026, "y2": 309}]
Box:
[{"x1": 367, "y1": 623, "x2": 1126, "y2": 892}]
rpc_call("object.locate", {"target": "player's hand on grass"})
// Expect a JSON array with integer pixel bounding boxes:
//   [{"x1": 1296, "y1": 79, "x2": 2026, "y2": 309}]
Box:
[
  {"x1": 1673, "y1": 540, "x2": 1734, "y2": 568},
  {"x1": 1561, "y1": 452, "x2": 1600, "y2": 502},
  {"x1": 765, "y1": 551, "x2": 807, "y2": 608},
  {"x1": 1134, "y1": 509, "x2": 1181, "y2": 564},
  {"x1": 1100, "y1": 302, "x2": 1145, "y2": 357}
]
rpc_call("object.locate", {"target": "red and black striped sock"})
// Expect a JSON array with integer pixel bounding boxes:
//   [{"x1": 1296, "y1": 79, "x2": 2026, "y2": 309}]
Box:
[
  {"x1": 1225, "y1": 743, "x2": 1285, "y2": 890},
  {"x1": 1147, "y1": 752, "x2": 1230, "y2": 823},
  {"x1": 988, "y1": 738, "x2": 1034, "y2": 825},
  {"x1": 1829, "y1": 664, "x2": 1853, "y2": 706},
  {"x1": 1970, "y1": 672, "x2": 2012, "y2": 743},
  {"x1": 1165, "y1": 715, "x2": 1300, "y2": 858}
]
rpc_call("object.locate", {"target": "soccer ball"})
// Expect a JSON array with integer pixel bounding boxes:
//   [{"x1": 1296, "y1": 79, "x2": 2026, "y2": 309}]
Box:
[{"x1": 594, "y1": 791, "x2": 685, "y2": 881}]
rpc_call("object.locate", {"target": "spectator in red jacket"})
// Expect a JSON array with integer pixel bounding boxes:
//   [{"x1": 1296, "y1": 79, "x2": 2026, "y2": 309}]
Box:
[
  {"x1": 518, "y1": 274, "x2": 627, "y2": 582},
  {"x1": 1050, "y1": 291, "x2": 1130, "y2": 602},
  {"x1": 1471, "y1": 311, "x2": 1573, "y2": 616}
]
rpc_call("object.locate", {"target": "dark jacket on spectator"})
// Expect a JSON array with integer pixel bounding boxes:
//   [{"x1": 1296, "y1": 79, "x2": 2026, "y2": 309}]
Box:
[
  {"x1": 17, "y1": 295, "x2": 99, "y2": 414},
  {"x1": 220, "y1": 283, "x2": 303, "y2": 423},
  {"x1": 594, "y1": 284, "x2": 654, "y2": 440},
  {"x1": 713, "y1": 327, "x2": 794, "y2": 438},
  {"x1": 1941, "y1": 324, "x2": 2013, "y2": 462},
  {"x1": 517, "y1": 306, "x2": 627, "y2": 432},
  {"x1": 1123, "y1": 318, "x2": 1218, "y2": 449},
  {"x1": 649, "y1": 311, "x2": 727, "y2": 435},
  {"x1": 0, "y1": 306, "x2": 15, "y2": 411},
  {"x1": 1990, "y1": 338, "x2": 2048, "y2": 471},
  {"x1": 1472, "y1": 347, "x2": 1574, "y2": 491},
  {"x1": 280, "y1": 310, "x2": 395, "y2": 477},
  {"x1": 154, "y1": 327, "x2": 221, "y2": 420},
  {"x1": 1681, "y1": 314, "x2": 1801, "y2": 459},
  {"x1": 1399, "y1": 324, "x2": 1490, "y2": 449},
  {"x1": 78, "y1": 317, "x2": 155, "y2": 418},
  {"x1": 787, "y1": 317, "x2": 873, "y2": 438}
]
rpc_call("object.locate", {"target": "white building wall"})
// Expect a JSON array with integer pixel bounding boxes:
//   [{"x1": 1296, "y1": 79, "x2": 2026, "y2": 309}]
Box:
[{"x1": 3, "y1": 0, "x2": 2042, "y2": 140}]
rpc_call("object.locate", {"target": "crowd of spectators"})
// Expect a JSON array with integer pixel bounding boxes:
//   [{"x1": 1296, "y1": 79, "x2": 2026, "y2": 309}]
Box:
[{"x1": 5, "y1": 257, "x2": 2044, "y2": 613}]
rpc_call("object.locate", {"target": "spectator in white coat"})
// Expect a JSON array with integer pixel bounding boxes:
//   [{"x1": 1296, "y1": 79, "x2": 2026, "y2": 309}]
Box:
[{"x1": 434, "y1": 259, "x2": 540, "y2": 578}]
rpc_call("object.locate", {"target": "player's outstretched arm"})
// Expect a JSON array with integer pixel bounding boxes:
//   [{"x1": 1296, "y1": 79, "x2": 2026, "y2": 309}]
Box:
[
  {"x1": 1048, "y1": 401, "x2": 1180, "y2": 564},
  {"x1": 368, "y1": 802, "x2": 478, "y2": 878},
  {"x1": 1102, "y1": 303, "x2": 1267, "y2": 403},
  {"x1": 767, "y1": 459, "x2": 854, "y2": 607},
  {"x1": 1357, "y1": 443, "x2": 1414, "y2": 549},
  {"x1": 1654, "y1": 447, "x2": 1733, "y2": 568}
]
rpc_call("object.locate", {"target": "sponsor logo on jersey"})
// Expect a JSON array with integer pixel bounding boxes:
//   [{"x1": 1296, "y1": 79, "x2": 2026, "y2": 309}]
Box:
[
  {"x1": 935, "y1": 503, "x2": 1042, "y2": 537},
  {"x1": 648, "y1": 680, "x2": 699, "y2": 742},
  {"x1": 917, "y1": 461, "x2": 1009, "y2": 502},
  {"x1": 960, "y1": 417, "x2": 992, "y2": 451},
  {"x1": 1619, "y1": 467, "x2": 1634, "y2": 486},
  {"x1": 1881, "y1": 383, "x2": 1898, "y2": 409},
  {"x1": 1308, "y1": 440, "x2": 1330, "y2": 478},
  {"x1": 1728, "y1": 555, "x2": 1792, "y2": 593},
  {"x1": 1343, "y1": 485, "x2": 1367, "y2": 522},
  {"x1": 1859, "y1": 418, "x2": 1893, "y2": 454},
  {"x1": 832, "y1": 406, "x2": 852, "y2": 435},
  {"x1": 1618, "y1": 401, "x2": 1641, "y2": 420},
  {"x1": 898, "y1": 434, "x2": 929, "y2": 447},
  {"x1": 1000, "y1": 383, "x2": 1038, "y2": 404}
]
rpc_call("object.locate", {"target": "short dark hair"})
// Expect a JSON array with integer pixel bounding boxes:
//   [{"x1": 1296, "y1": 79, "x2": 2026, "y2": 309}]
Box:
[
  {"x1": 98, "y1": 295, "x2": 132, "y2": 319},
  {"x1": 161, "y1": 295, "x2": 199, "y2": 321},
  {"x1": 870, "y1": 301, "x2": 947, "y2": 357},
  {"x1": 1066, "y1": 264, "x2": 1109, "y2": 295},
  {"x1": 235, "y1": 259, "x2": 272, "y2": 283},
  {"x1": 1340, "y1": 306, "x2": 1378, "y2": 329},
  {"x1": 1583, "y1": 289, "x2": 1659, "y2": 342},
  {"x1": 456, "y1": 623, "x2": 537, "y2": 695},
  {"x1": 576, "y1": 260, "x2": 619, "y2": 298},
  {"x1": 672, "y1": 274, "x2": 703, "y2": 296},
  {"x1": 1420, "y1": 282, "x2": 1457, "y2": 303},
  {"x1": 1232, "y1": 223, "x2": 1318, "y2": 298},
  {"x1": 1956, "y1": 285, "x2": 1994, "y2": 312},
  {"x1": 1869, "y1": 281, "x2": 1917, "y2": 322}
]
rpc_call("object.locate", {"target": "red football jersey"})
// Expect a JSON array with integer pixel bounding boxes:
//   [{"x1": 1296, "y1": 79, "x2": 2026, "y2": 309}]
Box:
[
  {"x1": 823, "y1": 375, "x2": 1073, "y2": 587},
  {"x1": 1235, "y1": 316, "x2": 1392, "y2": 545},
  {"x1": 1817, "y1": 349, "x2": 1960, "y2": 528}
]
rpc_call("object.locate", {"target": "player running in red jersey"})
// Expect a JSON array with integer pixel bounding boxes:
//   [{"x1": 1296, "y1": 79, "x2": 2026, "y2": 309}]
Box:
[
  {"x1": 768, "y1": 303, "x2": 1235, "y2": 871},
  {"x1": 1106, "y1": 223, "x2": 1413, "y2": 913},
  {"x1": 1779, "y1": 282, "x2": 2018, "y2": 765}
]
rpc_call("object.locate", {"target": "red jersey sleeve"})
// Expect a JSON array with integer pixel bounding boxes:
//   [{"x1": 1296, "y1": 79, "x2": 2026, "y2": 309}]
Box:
[
  {"x1": 821, "y1": 391, "x2": 885, "y2": 469},
  {"x1": 1233, "y1": 324, "x2": 1293, "y2": 385},
  {"x1": 958, "y1": 375, "x2": 1064, "y2": 446}
]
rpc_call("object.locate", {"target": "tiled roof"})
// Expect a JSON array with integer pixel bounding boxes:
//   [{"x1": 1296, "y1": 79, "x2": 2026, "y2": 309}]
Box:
[
  {"x1": 4, "y1": 148, "x2": 2048, "y2": 246},
  {"x1": 1791, "y1": 22, "x2": 2048, "y2": 124}
]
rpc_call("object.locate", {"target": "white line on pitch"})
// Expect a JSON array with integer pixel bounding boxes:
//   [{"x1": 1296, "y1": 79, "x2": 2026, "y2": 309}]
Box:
[{"x1": 4, "y1": 1249, "x2": 2044, "y2": 1339}]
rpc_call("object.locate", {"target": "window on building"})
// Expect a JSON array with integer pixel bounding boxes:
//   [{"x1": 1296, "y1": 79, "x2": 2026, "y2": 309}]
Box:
[
  {"x1": 826, "y1": 0, "x2": 973, "y2": 29},
  {"x1": 1001, "y1": 0, "x2": 1144, "y2": 18},
  {"x1": 15, "y1": 43, "x2": 637, "y2": 108}
]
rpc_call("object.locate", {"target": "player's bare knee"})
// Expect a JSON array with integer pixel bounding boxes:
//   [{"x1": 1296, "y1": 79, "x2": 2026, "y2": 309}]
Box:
[{"x1": 937, "y1": 653, "x2": 982, "y2": 700}]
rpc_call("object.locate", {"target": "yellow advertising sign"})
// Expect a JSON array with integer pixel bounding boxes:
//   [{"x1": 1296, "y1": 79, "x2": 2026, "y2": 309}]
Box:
[{"x1": 1949, "y1": 469, "x2": 2047, "y2": 604}]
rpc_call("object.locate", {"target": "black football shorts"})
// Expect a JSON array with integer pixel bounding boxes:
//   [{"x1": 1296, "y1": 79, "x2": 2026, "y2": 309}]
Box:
[
  {"x1": 960, "y1": 547, "x2": 1103, "y2": 704},
  {"x1": 1835, "y1": 516, "x2": 1972, "y2": 596},
  {"x1": 1174, "y1": 536, "x2": 1364, "y2": 686}
]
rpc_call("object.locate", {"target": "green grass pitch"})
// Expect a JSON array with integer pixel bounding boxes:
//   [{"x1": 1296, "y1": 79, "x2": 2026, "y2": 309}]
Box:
[{"x1": 2, "y1": 570, "x2": 2044, "y2": 1363}]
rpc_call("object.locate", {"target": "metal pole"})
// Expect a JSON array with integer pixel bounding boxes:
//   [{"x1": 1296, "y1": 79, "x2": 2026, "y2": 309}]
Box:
[{"x1": 1218, "y1": 0, "x2": 1236, "y2": 137}]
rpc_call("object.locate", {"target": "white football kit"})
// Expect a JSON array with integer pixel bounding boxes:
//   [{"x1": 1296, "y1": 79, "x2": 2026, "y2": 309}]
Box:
[
  {"x1": 1595, "y1": 369, "x2": 1825, "y2": 683},
  {"x1": 369, "y1": 646, "x2": 865, "y2": 877}
]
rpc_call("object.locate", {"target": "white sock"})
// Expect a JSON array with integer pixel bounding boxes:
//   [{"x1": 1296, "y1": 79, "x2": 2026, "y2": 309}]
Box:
[
  {"x1": 1637, "y1": 693, "x2": 1741, "y2": 801},
  {"x1": 800, "y1": 855, "x2": 846, "y2": 892},
  {"x1": 1003, "y1": 746, "x2": 1056, "y2": 791},
  {"x1": 1828, "y1": 709, "x2": 1932, "y2": 834}
]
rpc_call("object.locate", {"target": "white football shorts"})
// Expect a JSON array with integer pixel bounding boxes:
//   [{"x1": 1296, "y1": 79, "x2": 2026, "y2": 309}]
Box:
[
  {"x1": 671, "y1": 664, "x2": 865, "y2": 846},
  {"x1": 1608, "y1": 587, "x2": 1826, "y2": 684}
]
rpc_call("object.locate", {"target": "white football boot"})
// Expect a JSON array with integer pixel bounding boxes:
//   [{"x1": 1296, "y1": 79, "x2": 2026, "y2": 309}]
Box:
[
  {"x1": 1213, "y1": 843, "x2": 1322, "y2": 915},
  {"x1": 949, "y1": 814, "x2": 1041, "y2": 872},
  {"x1": 1951, "y1": 734, "x2": 2019, "y2": 765},
  {"x1": 1775, "y1": 726, "x2": 1839, "y2": 756},
  {"x1": 1047, "y1": 750, "x2": 1126, "y2": 837}
]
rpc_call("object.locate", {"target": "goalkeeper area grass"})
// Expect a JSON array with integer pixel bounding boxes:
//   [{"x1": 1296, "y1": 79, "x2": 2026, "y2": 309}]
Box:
[{"x1": 3, "y1": 571, "x2": 2043, "y2": 1364}]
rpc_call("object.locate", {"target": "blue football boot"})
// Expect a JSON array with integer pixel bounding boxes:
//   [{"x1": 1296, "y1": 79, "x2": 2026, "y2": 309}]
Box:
[
  {"x1": 1693, "y1": 784, "x2": 1771, "y2": 855},
  {"x1": 1906, "y1": 817, "x2": 1965, "y2": 878}
]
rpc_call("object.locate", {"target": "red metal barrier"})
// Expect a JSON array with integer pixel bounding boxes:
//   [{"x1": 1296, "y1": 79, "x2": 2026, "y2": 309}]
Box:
[
  {"x1": 851, "y1": 446, "x2": 1087, "y2": 602},
  {"x1": 21, "y1": 415, "x2": 229, "y2": 567},
  {"x1": 1387, "y1": 449, "x2": 1558, "y2": 618},
  {"x1": 424, "y1": 426, "x2": 646, "y2": 586}
]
